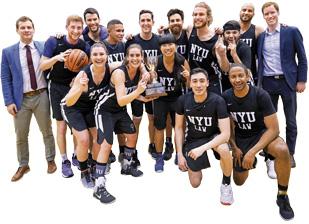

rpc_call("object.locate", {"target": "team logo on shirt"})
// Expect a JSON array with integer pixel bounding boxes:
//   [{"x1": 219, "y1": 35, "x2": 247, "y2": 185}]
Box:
[
  {"x1": 190, "y1": 44, "x2": 209, "y2": 62},
  {"x1": 230, "y1": 111, "x2": 256, "y2": 130},
  {"x1": 187, "y1": 115, "x2": 212, "y2": 132}
]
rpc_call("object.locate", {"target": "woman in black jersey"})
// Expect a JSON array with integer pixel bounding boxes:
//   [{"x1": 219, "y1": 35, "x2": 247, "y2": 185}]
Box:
[
  {"x1": 222, "y1": 63, "x2": 294, "y2": 220},
  {"x1": 153, "y1": 34, "x2": 190, "y2": 172},
  {"x1": 93, "y1": 44, "x2": 151, "y2": 204},
  {"x1": 62, "y1": 42, "x2": 120, "y2": 188}
]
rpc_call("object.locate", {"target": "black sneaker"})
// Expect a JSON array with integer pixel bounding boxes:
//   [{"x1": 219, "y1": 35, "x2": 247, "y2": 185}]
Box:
[
  {"x1": 93, "y1": 185, "x2": 116, "y2": 204},
  {"x1": 276, "y1": 195, "x2": 294, "y2": 220},
  {"x1": 109, "y1": 151, "x2": 116, "y2": 163},
  {"x1": 121, "y1": 165, "x2": 143, "y2": 177},
  {"x1": 132, "y1": 151, "x2": 141, "y2": 168},
  {"x1": 148, "y1": 144, "x2": 157, "y2": 159},
  {"x1": 163, "y1": 142, "x2": 174, "y2": 161}
]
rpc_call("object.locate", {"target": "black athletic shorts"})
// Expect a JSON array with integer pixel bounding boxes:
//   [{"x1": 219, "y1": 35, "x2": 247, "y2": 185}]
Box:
[
  {"x1": 131, "y1": 100, "x2": 153, "y2": 117},
  {"x1": 183, "y1": 137, "x2": 220, "y2": 172},
  {"x1": 96, "y1": 110, "x2": 136, "y2": 145},
  {"x1": 48, "y1": 81, "x2": 70, "y2": 121},
  {"x1": 153, "y1": 99, "x2": 177, "y2": 130},
  {"x1": 234, "y1": 131, "x2": 274, "y2": 172},
  {"x1": 61, "y1": 103, "x2": 95, "y2": 132}
]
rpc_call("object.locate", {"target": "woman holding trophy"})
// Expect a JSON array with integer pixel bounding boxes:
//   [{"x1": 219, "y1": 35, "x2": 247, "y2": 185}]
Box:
[
  {"x1": 93, "y1": 43, "x2": 153, "y2": 203},
  {"x1": 152, "y1": 34, "x2": 190, "y2": 172}
]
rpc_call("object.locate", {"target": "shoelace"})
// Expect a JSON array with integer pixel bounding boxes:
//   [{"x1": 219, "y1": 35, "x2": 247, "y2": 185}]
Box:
[{"x1": 99, "y1": 187, "x2": 111, "y2": 198}]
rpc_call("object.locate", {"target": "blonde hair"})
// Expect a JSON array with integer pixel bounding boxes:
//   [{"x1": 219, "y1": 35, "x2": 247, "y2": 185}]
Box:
[
  {"x1": 194, "y1": 2, "x2": 213, "y2": 26},
  {"x1": 66, "y1": 15, "x2": 83, "y2": 27}
]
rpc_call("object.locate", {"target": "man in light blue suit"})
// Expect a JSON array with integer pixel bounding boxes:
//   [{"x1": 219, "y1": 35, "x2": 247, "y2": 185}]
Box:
[
  {"x1": 257, "y1": 2, "x2": 307, "y2": 170},
  {"x1": 1, "y1": 16, "x2": 56, "y2": 181}
]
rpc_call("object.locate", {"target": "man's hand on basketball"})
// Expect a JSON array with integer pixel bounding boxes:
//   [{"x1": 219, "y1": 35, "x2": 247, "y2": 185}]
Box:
[{"x1": 58, "y1": 49, "x2": 72, "y2": 62}]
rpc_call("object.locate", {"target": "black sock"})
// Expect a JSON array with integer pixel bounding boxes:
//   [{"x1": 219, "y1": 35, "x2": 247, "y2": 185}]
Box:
[
  {"x1": 119, "y1": 145, "x2": 125, "y2": 154},
  {"x1": 278, "y1": 184, "x2": 288, "y2": 195},
  {"x1": 166, "y1": 137, "x2": 172, "y2": 143},
  {"x1": 79, "y1": 159, "x2": 88, "y2": 172},
  {"x1": 222, "y1": 174, "x2": 231, "y2": 185}
]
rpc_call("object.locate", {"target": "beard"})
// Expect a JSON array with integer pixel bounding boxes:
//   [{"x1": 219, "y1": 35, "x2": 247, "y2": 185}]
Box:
[
  {"x1": 170, "y1": 25, "x2": 182, "y2": 36},
  {"x1": 194, "y1": 20, "x2": 207, "y2": 29}
]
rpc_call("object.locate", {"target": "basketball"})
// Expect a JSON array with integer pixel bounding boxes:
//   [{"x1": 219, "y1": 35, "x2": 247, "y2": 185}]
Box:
[{"x1": 65, "y1": 49, "x2": 89, "y2": 72}]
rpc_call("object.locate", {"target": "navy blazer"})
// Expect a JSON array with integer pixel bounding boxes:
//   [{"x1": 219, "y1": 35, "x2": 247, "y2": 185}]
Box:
[
  {"x1": 257, "y1": 24, "x2": 307, "y2": 90},
  {"x1": 1, "y1": 41, "x2": 44, "y2": 110}
]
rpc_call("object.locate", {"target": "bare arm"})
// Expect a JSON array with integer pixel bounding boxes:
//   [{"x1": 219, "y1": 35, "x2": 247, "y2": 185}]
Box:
[
  {"x1": 39, "y1": 49, "x2": 71, "y2": 71},
  {"x1": 65, "y1": 71, "x2": 88, "y2": 106},
  {"x1": 242, "y1": 113, "x2": 279, "y2": 169},
  {"x1": 175, "y1": 113, "x2": 188, "y2": 171},
  {"x1": 113, "y1": 70, "x2": 147, "y2": 106}
]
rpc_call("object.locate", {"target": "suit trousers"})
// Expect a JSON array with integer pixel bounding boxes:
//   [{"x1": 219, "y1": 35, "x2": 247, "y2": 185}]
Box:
[
  {"x1": 13, "y1": 90, "x2": 55, "y2": 166},
  {"x1": 262, "y1": 76, "x2": 297, "y2": 155}
]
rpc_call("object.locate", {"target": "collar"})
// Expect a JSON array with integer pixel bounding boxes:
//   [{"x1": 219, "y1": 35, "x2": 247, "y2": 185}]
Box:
[
  {"x1": 19, "y1": 41, "x2": 35, "y2": 49},
  {"x1": 266, "y1": 23, "x2": 280, "y2": 35}
]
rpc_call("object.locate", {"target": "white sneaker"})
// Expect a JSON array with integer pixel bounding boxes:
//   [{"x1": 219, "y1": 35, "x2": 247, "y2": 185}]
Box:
[
  {"x1": 220, "y1": 184, "x2": 234, "y2": 205},
  {"x1": 266, "y1": 159, "x2": 277, "y2": 179}
]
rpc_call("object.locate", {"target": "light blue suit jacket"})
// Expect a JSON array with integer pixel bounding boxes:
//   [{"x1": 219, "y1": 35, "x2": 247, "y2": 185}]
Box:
[{"x1": 1, "y1": 41, "x2": 44, "y2": 110}]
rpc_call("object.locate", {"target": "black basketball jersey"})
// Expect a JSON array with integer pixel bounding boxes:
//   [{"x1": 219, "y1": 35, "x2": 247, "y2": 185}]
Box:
[
  {"x1": 164, "y1": 29, "x2": 189, "y2": 59},
  {"x1": 188, "y1": 28, "x2": 222, "y2": 83},
  {"x1": 125, "y1": 33, "x2": 161, "y2": 59},
  {"x1": 240, "y1": 24, "x2": 257, "y2": 76},
  {"x1": 176, "y1": 91, "x2": 229, "y2": 143},
  {"x1": 103, "y1": 40, "x2": 125, "y2": 63},
  {"x1": 156, "y1": 53, "x2": 185, "y2": 101},
  {"x1": 222, "y1": 86, "x2": 276, "y2": 138},
  {"x1": 44, "y1": 36, "x2": 89, "y2": 86},
  {"x1": 95, "y1": 65, "x2": 140, "y2": 113},
  {"x1": 72, "y1": 64, "x2": 111, "y2": 111}
]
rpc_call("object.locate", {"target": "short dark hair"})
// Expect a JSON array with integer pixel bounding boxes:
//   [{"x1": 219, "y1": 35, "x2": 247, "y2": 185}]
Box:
[
  {"x1": 223, "y1": 20, "x2": 240, "y2": 32},
  {"x1": 16, "y1": 16, "x2": 34, "y2": 29},
  {"x1": 167, "y1": 9, "x2": 184, "y2": 21},
  {"x1": 190, "y1": 68, "x2": 209, "y2": 80},
  {"x1": 83, "y1": 7, "x2": 100, "y2": 21},
  {"x1": 159, "y1": 33, "x2": 176, "y2": 45},
  {"x1": 228, "y1": 63, "x2": 249, "y2": 76},
  {"x1": 262, "y1": 1, "x2": 279, "y2": 14},
  {"x1": 139, "y1": 9, "x2": 154, "y2": 21},
  {"x1": 107, "y1": 19, "x2": 123, "y2": 29}
]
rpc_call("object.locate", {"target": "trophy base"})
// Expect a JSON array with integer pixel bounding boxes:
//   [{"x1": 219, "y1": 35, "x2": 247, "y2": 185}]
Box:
[{"x1": 145, "y1": 83, "x2": 167, "y2": 99}]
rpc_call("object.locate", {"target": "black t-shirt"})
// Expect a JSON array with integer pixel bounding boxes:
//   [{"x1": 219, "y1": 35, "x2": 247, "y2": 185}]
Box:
[
  {"x1": 176, "y1": 91, "x2": 229, "y2": 142},
  {"x1": 188, "y1": 28, "x2": 222, "y2": 83},
  {"x1": 125, "y1": 33, "x2": 161, "y2": 59},
  {"x1": 222, "y1": 40, "x2": 252, "y2": 91},
  {"x1": 73, "y1": 64, "x2": 111, "y2": 111},
  {"x1": 156, "y1": 53, "x2": 185, "y2": 101},
  {"x1": 240, "y1": 24, "x2": 257, "y2": 76},
  {"x1": 96, "y1": 64, "x2": 140, "y2": 113},
  {"x1": 222, "y1": 86, "x2": 276, "y2": 138},
  {"x1": 103, "y1": 40, "x2": 125, "y2": 63},
  {"x1": 164, "y1": 29, "x2": 189, "y2": 59}
]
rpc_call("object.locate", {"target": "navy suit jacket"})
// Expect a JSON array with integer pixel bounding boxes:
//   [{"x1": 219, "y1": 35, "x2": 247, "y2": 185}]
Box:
[
  {"x1": 1, "y1": 41, "x2": 44, "y2": 110},
  {"x1": 257, "y1": 24, "x2": 307, "y2": 90}
]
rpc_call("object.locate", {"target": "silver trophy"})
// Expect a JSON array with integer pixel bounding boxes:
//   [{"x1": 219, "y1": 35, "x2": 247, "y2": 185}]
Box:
[{"x1": 145, "y1": 56, "x2": 167, "y2": 98}]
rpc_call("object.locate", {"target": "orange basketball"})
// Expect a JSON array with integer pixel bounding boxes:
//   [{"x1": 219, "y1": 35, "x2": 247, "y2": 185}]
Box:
[{"x1": 65, "y1": 49, "x2": 89, "y2": 73}]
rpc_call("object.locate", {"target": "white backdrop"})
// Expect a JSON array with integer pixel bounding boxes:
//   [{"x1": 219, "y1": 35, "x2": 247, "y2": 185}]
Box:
[{"x1": 0, "y1": 0, "x2": 308, "y2": 223}]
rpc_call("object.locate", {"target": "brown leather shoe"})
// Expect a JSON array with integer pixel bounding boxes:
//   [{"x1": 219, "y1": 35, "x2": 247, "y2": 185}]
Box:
[
  {"x1": 47, "y1": 160, "x2": 57, "y2": 174},
  {"x1": 11, "y1": 165, "x2": 30, "y2": 182}
]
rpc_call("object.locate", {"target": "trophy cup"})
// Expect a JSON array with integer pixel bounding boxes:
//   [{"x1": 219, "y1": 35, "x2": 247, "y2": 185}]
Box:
[{"x1": 145, "y1": 56, "x2": 167, "y2": 99}]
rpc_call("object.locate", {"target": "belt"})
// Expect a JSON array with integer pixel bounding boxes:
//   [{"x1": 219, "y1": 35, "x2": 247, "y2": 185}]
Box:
[
  {"x1": 273, "y1": 75, "x2": 285, "y2": 80},
  {"x1": 24, "y1": 88, "x2": 46, "y2": 97}
]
